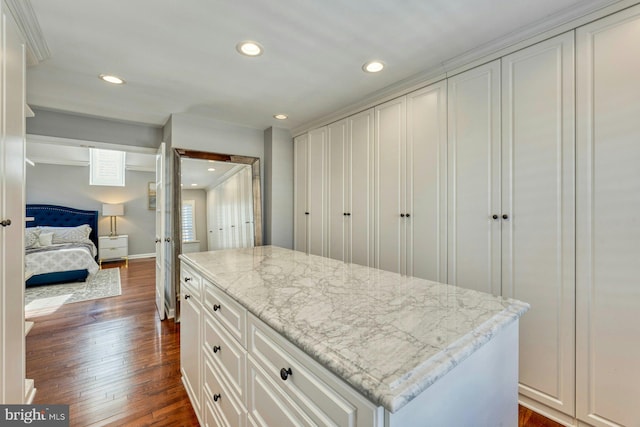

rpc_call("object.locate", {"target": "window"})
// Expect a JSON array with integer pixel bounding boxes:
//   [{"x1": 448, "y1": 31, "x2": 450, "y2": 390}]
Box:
[
  {"x1": 90, "y1": 148, "x2": 126, "y2": 186},
  {"x1": 182, "y1": 200, "x2": 196, "y2": 242}
]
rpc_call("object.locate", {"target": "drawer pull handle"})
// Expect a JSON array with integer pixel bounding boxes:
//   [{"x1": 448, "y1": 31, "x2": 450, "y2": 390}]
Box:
[
  {"x1": 184, "y1": 294, "x2": 191, "y2": 300},
  {"x1": 280, "y1": 367, "x2": 292, "y2": 381},
  {"x1": 213, "y1": 393, "x2": 221, "y2": 402},
  {"x1": 213, "y1": 345, "x2": 221, "y2": 353},
  {"x1": 213, "y1": 304, "x2": 221, "y2": 312},
  {"x1": 185, "y1": 277, "x2": 191, "y2": 282}
]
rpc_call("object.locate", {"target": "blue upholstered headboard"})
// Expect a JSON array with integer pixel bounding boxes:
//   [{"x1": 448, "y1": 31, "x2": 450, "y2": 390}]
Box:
[{"x1": 26, "y1": 204, "x2": 99, "y2": 255}]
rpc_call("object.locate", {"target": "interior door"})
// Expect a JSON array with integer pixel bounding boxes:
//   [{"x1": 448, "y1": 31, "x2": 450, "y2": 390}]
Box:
[{"x1": 155, "y1": 142, "x2": 166, "y2": 320}]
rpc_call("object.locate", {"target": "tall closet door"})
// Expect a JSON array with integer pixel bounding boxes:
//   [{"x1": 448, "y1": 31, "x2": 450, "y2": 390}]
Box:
[
  {"x1": 447, "y1": 60, "x2": 501, "y2": 295},
  {"x1": 293, "y1": 134, "x2": 309, "y2": 252},
  {"x1": 406, "y1": 81, "x2": 447, "y2": 282},
  {"x1": 348, "y1": 109, "x2": 374, "y2": 267},
  {"x1": 501, "y1": 33, "x2": 575, "y2": 418},
  {"x1": 576, "y1": 6, "x2": 640, "y2": 426},
  {"x1": 375, "y1": 97, "x2": 406, "y2": 274},
  {"x1": 0, "y1": 4, "x2": 26, "y2": 403},
  {"x1": 327, "y1": 120, "x2": 348, "y2": 262},
  {"x1": 307, "y1": 127, "x2": 327, "y2": 257}
]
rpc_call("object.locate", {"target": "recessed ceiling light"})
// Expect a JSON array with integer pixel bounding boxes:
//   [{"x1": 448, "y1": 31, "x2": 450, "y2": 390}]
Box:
[
  {"x1": 99, "y1": 74, "x2": 125, "y2": 84},
  {"x1": 208, "y1": 168, "x2": 216, "y2": 172},
  {"x1": 362, "y1": 61, "x2": 385, "y2": 73},
  {"x1": 191, "y1": 183, "x2": 198, "y2": 186},
  {"x1": 236, "y1": 40, "x2": 263, "y2": 57},
  {"x1": 274, "y1": 114, "x2": 288, "y2": 120},
  {"x1": 208, "y1": 160, "x2": 216, "y2": 163}
]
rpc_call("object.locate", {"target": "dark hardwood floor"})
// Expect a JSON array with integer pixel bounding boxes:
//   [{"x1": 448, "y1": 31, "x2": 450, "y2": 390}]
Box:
[
  {"x1": 26, "y1": 258, "x2": 563, "y2": 427},
  {"x1": 26, "y1": 259, "x2": 199, "y2": 426}
]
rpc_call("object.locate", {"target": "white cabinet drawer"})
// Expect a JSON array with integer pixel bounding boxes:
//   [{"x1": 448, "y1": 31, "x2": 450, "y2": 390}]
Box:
[
  {"x1": 204, "y1": 357, "x2": 246, "y2": 427},
  {"x1": 99, "y1": 236, "x2": 127, "y2": 249},
  {"x1": 203, "y1": 310, "x2": 246, "y2": 404},
  {"x1": 249, "y1": 315, "x2": 369, "y2": 427},
  {"x1": 204, "y1": 281, "x2": 246, "y2": 346},
  {"x1": 100, "y1": 247, "x2": 127, "y2": 259},
  {"x1": 180, "y1": 262, "x2": 202, "y2": 300},
  {"x1": 247, "y1": 357, "x2": 314, "y2": 427}
]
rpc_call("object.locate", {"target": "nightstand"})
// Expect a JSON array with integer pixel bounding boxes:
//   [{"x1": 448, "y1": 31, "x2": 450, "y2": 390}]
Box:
[{"x1": 98, "y1": 235, "x2": 129, "y2": 268}]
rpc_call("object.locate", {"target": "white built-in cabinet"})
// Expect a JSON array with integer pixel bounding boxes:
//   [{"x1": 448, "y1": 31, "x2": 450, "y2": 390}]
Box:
[
  {"x1": 575, "y1": 5, "x2": 640, "y2": 427},
  {"x1": 293, "y1": 129, "x2": 326, "y2": 257},
  {"x1": 374, "y1": 82, "x2": 447, "y2": 281},
  {"x1": 405, "y1": 82, "x2": 448, "y2": 282},
  {"x1": 374, "y1": 97, "x2": 406, "y2": 275},
  {"x1": 292, "y1": 6, "x2": 640, "y2": 426},
  {"x1": 327, "y1": 109, "x2": 375, "y2": 266},
  {"x1": 500, "y1": 33, "x2": 576, "y2": 420},
  {"x1": 0, "y1": 1, "x2": 26, "y2": 404},
  {"x1": 446, "y1": 60, "x2": 502, "y2": 296},
  {"x1": 293, "y1": 134, "x2": 308, "y2": 253}
]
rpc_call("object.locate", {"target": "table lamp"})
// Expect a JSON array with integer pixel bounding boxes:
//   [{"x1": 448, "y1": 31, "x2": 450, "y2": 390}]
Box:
[{"x1": 102, "y1": 203, "x2": 124, "y2": 236}]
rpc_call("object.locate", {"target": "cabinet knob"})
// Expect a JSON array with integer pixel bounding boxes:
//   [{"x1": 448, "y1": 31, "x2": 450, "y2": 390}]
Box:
[
  {"x1": 406, "y1": 213, "x2": 410, "y2": 218},
  {"x1": 213, "y1": 304, "x2": 221, "y2": 312},
  {"x1": 213, "y1": 393, "x2": 221, "y2": 402},
  {"x1": 165, "y1": 237, "x2": 171, "y2": 242},
  {"x1": 502, "y1": 214, "x2": 509, "y2": 220},
  {"x1": 185, "y1": 277, "x2": 191, "y2": 282},
  {"x1": 343, "y1": 213, "x2": 347, "y2": 216},
  {"x1": 155, "y1": 238, "x2": 161, "y2": 243},
  {"x1": 305, "y1": 212, "x2": 309, "y2": 215},
  {"x1": 347, "y1": 213, "x2": 351, "y2": 216},
  {"x1": 184, "y1": 294, "x2": 191, "y2": 300},
  {"x1": 213, "y1": 345, "x2": 221, "y2": 354},
  {"x1": 280, "y1": 367, "x2": 292, "y2": 381},
  {"x1": 492, "y1": 214, "x2": 499, "y2": 220},
  {"x1": 1, "y1": 219, "x2": 11, "y2": 227},
  {"x1": 400, "y1": 213, "x2": 405, "y2": 218}
]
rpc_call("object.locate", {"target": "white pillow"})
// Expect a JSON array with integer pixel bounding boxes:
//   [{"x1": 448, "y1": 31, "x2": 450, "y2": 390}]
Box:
[
  {"x1": 39, "y1": 225, "x2": 91, "y2": 244},
  {"x1": 25, "y1": 228, "x2": 41, "y2": 249},
  {"x1": 38, "y1": 232, "x2": 54, "y2": 247}
]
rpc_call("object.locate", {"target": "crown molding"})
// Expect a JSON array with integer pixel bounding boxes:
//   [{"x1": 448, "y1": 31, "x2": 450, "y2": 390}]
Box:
[
  {"x1": 5, "y1": 0, "x2": 51, "y2": 66},
  {"x1": 292, "y1": 0, "x2": 629, "y2": 137}
]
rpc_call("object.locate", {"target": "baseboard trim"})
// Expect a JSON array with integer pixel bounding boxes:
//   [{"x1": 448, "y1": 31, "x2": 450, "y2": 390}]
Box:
[
  {"x1": 519, "y1": 394, "x2": 577, "y2": 427},
  {"x1": 128, "y1": 253, "x2": 155, "y2": 260}
]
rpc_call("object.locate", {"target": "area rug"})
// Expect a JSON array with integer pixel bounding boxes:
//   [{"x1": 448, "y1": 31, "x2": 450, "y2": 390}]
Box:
[{"x1": 25, "y1": 268, "x2": 122, "y2": 311}]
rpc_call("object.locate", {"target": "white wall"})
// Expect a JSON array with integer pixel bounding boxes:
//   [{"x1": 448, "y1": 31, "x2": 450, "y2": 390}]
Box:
[
  {"x1": 26, "y1": 163, "x2": 156, "y2": 255},
  {"x1": 264, "y1": 127, "x2": 293, "y2": 248},
  {"x1": 28, "y1": 108, "x2": 162, "y2": 149}
]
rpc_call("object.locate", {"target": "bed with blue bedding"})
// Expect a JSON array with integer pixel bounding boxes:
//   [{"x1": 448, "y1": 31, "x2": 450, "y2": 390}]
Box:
[{"x1": 25, "y1": 204, "x2": 100, "y2": 287}]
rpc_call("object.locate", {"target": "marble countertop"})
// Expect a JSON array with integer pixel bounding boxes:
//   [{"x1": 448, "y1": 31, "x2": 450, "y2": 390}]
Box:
[{"x1": 180, "y1": 246, "x2": 529, "y2": 413}]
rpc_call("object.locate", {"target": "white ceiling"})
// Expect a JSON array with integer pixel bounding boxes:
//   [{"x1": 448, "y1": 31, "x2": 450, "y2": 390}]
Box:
[
  {"x1": 181, "y1": 158, "x2": 247, "y2": 190},
  {"x1": 26, "y1": 0, "x2": 616, "y2": 131}
]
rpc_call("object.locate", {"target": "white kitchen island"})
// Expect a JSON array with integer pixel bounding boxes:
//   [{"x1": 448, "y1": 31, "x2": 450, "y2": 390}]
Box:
[{"x1": 179, "y1": 246, "x2": 529, "y2": 427}]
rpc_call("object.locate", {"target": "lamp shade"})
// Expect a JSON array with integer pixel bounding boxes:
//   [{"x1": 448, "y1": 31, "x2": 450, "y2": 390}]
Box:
[{"x1": 102, "y1": 203, "x2": 124, "y2": 216}]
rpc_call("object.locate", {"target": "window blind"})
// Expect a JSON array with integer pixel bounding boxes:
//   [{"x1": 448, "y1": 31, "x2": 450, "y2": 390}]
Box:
[{"x1": 182, "y1": 200, "x2": 196, "y2": 242}]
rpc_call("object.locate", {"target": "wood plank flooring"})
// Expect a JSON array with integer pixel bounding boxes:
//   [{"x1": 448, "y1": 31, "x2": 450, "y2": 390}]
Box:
[
  {"x1": 26, "y1": 259, "x2": 199, "y2": 426},
  {"x1": 26, "y1": 258, "x2": 563, "y2": 427}
]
